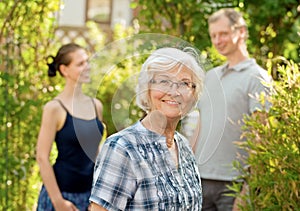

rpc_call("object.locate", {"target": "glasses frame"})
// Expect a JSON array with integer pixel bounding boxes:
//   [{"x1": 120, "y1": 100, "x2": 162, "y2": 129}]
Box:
[{"x1": 149, "y1": 78, "x2": 196, "y2": 93}]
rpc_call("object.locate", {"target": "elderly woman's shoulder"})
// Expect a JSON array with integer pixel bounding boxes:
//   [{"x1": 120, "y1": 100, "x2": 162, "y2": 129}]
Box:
[{"x1": 105, "y1": 123, "x2": 141, "y2": 147}]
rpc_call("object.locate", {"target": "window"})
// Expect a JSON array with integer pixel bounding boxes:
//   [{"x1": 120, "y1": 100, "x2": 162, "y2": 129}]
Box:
[{"x1": 86, "y1": 0, "x2": 112, "y2": 23}]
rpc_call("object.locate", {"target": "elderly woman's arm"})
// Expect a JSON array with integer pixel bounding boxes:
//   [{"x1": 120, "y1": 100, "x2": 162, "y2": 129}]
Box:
[{"x1": 90, "y1": 202, "x2": 108, "y2": 211}]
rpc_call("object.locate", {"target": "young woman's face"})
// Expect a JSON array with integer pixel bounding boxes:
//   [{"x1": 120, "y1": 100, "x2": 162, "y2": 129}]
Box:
[
  {"x1": 63, "y1": 49, "x2": 90, "y2": 83},
  {"x1": 148, "y1": 65, "x2": 197, "y2": 121}
]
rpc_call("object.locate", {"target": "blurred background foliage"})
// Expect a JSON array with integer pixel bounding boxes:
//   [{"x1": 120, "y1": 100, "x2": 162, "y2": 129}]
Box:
[
  {"x1": 233, "y1": 60, "x2": 300, "y2": 210},
  {"x1": 134, "y1": 0, "x2": 300, "y2": 76},
  {"x1": 0, "y1": 0, "x2": 299, "y2": 210}
]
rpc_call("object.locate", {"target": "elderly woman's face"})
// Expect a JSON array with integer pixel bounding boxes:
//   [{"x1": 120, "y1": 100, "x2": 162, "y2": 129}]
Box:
[{"x1": 148, "y1": 65, "x2": 196, "y2": 121}]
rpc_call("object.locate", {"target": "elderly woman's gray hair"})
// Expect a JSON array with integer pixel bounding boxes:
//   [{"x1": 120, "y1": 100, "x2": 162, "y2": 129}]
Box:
[{"x1": 136, "y1": 47, "x2": 205, "y2": 112}]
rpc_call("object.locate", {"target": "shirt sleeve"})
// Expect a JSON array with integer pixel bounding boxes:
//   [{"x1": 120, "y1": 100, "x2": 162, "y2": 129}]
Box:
[
  {"x1": 248, "y1": 70, "x2": 272, "y2": 113},
  {"x1": 90, "y1": 136, "x2": 137, "y2": 210}
]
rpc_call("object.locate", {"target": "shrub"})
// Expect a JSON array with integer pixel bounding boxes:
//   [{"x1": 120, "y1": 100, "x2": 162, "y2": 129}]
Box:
[{"x1": 233, "y1": 59, "x2": 300, "y2": 210}]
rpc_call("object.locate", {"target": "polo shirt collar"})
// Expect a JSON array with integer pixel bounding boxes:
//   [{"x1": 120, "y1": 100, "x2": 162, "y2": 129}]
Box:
[{"x1": 223, "y1": 58, "x2": 256, "y2": 72}]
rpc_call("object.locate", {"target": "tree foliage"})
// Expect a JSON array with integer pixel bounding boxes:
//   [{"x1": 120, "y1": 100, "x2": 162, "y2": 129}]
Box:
[
  {"x1": 245, "y1": 0, "x2": 299, "y2": 60},
  {"x1": 132, "y1": 0, "x2": 300, "y2": 68},
  {"x1": 132, "y1": 0, "x2": 212, "y2": 52},
  {"x1": 0, "y1": 0, "x2": 60, "y2": 210}
]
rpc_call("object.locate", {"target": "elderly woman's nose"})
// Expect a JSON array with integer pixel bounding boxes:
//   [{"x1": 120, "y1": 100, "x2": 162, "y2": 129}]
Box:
[{"x1": 167, "y1": 84, "x2": 180, "y2": 95}]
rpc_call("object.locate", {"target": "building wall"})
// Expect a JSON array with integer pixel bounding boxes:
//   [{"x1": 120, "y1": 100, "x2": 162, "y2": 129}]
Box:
[
  {"x1": 58, "y1": 0, "x2": 86, "y2": 27},
  {"x1": 111, "y1": 0, "x2": 132, "y2": 27},
  {"x1": 55, "y1": 0, "x2": 133, "y2": 50},
  {"x1": 58, "y1": 0, "x2": 133, "y2": 28}
]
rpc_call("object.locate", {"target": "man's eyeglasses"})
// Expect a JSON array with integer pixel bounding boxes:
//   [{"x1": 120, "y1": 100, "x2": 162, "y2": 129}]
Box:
[{"x1": 150, "y1": 77, "x2": 196, "y2": 93}]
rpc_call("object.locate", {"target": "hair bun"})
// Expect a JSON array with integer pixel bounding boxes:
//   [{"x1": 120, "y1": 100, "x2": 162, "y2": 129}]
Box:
[{"x1": 47, "y1": 56, "x2": 56, "y2": 77}]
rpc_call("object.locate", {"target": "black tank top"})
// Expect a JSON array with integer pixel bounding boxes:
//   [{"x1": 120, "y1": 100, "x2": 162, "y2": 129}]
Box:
[{"x1": 53, "y1": 98, "x2": 104, "y2": 192}]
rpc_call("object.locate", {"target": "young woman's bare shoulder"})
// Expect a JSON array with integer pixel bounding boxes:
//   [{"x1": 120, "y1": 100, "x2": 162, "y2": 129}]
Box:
[
  {"x1": 93, "y1": 98, "x2": 103, "y2": 109},
  {"x1": 42, "y1": 100, "x2": 64, "y2": 115},
  {"x1": 92, "y1": 98, "x2": 103, "y2": 120}
]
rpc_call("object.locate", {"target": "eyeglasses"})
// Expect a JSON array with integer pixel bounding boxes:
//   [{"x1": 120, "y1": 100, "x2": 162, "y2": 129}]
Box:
[{"x1": 150, "y1": 78, "x2": 196, "y2": 93}]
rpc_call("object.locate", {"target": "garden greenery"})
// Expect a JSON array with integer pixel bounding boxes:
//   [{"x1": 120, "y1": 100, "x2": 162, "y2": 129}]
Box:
[
  {"x1": 0, "y1": 0, "x2": 299, "y2": 210},
  {"x1": 0, "y1": 1, "x2": 60, "y2": 210},
  {"x1": 233, "y1": 59, "x2": 300, "y2": 210}
]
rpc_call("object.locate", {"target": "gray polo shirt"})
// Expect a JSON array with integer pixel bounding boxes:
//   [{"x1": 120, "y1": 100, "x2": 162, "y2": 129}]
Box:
[{"x1": 195, "y1": 58, "x2": 271, "y2": 181}]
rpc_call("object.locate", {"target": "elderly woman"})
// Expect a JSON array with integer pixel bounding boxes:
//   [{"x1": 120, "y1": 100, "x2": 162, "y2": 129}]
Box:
[{"x1": 90, "y1": 47, "x2": 205, "y2": 211}]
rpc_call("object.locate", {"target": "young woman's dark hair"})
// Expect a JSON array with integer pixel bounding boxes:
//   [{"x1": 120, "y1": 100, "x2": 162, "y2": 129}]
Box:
[{"x1": 47, "y1": 43, "x2": 83, "y2": 77}]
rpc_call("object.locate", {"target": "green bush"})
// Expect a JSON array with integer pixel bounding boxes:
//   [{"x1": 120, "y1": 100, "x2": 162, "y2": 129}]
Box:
[
  {"x1": 234, "y1": 59, "x2": 300, "y2": 210},
  {"x1": 0, "y1": 1, "x2": 61, "y2": 210}
]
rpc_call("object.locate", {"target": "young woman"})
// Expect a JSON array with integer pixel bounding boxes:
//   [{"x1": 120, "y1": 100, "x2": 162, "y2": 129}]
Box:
[{"x1": 36, "y1": 43, "x2": 104, "y2": 211}]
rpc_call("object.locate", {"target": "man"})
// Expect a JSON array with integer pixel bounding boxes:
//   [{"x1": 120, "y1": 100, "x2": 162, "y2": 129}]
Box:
[{"x1": 192, "y1": 8, "x2": 272, "y2": 210}]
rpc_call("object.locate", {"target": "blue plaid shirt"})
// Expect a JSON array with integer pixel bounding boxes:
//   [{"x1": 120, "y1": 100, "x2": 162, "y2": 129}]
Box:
[{"x1": 90, "y1": 121, "x2": 202, "y2": 210}]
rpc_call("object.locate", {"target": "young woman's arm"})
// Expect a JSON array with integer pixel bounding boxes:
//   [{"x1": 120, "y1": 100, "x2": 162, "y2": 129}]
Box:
[{"x1": 36, "y1": 101, "x2": 78, "y2": 211}]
